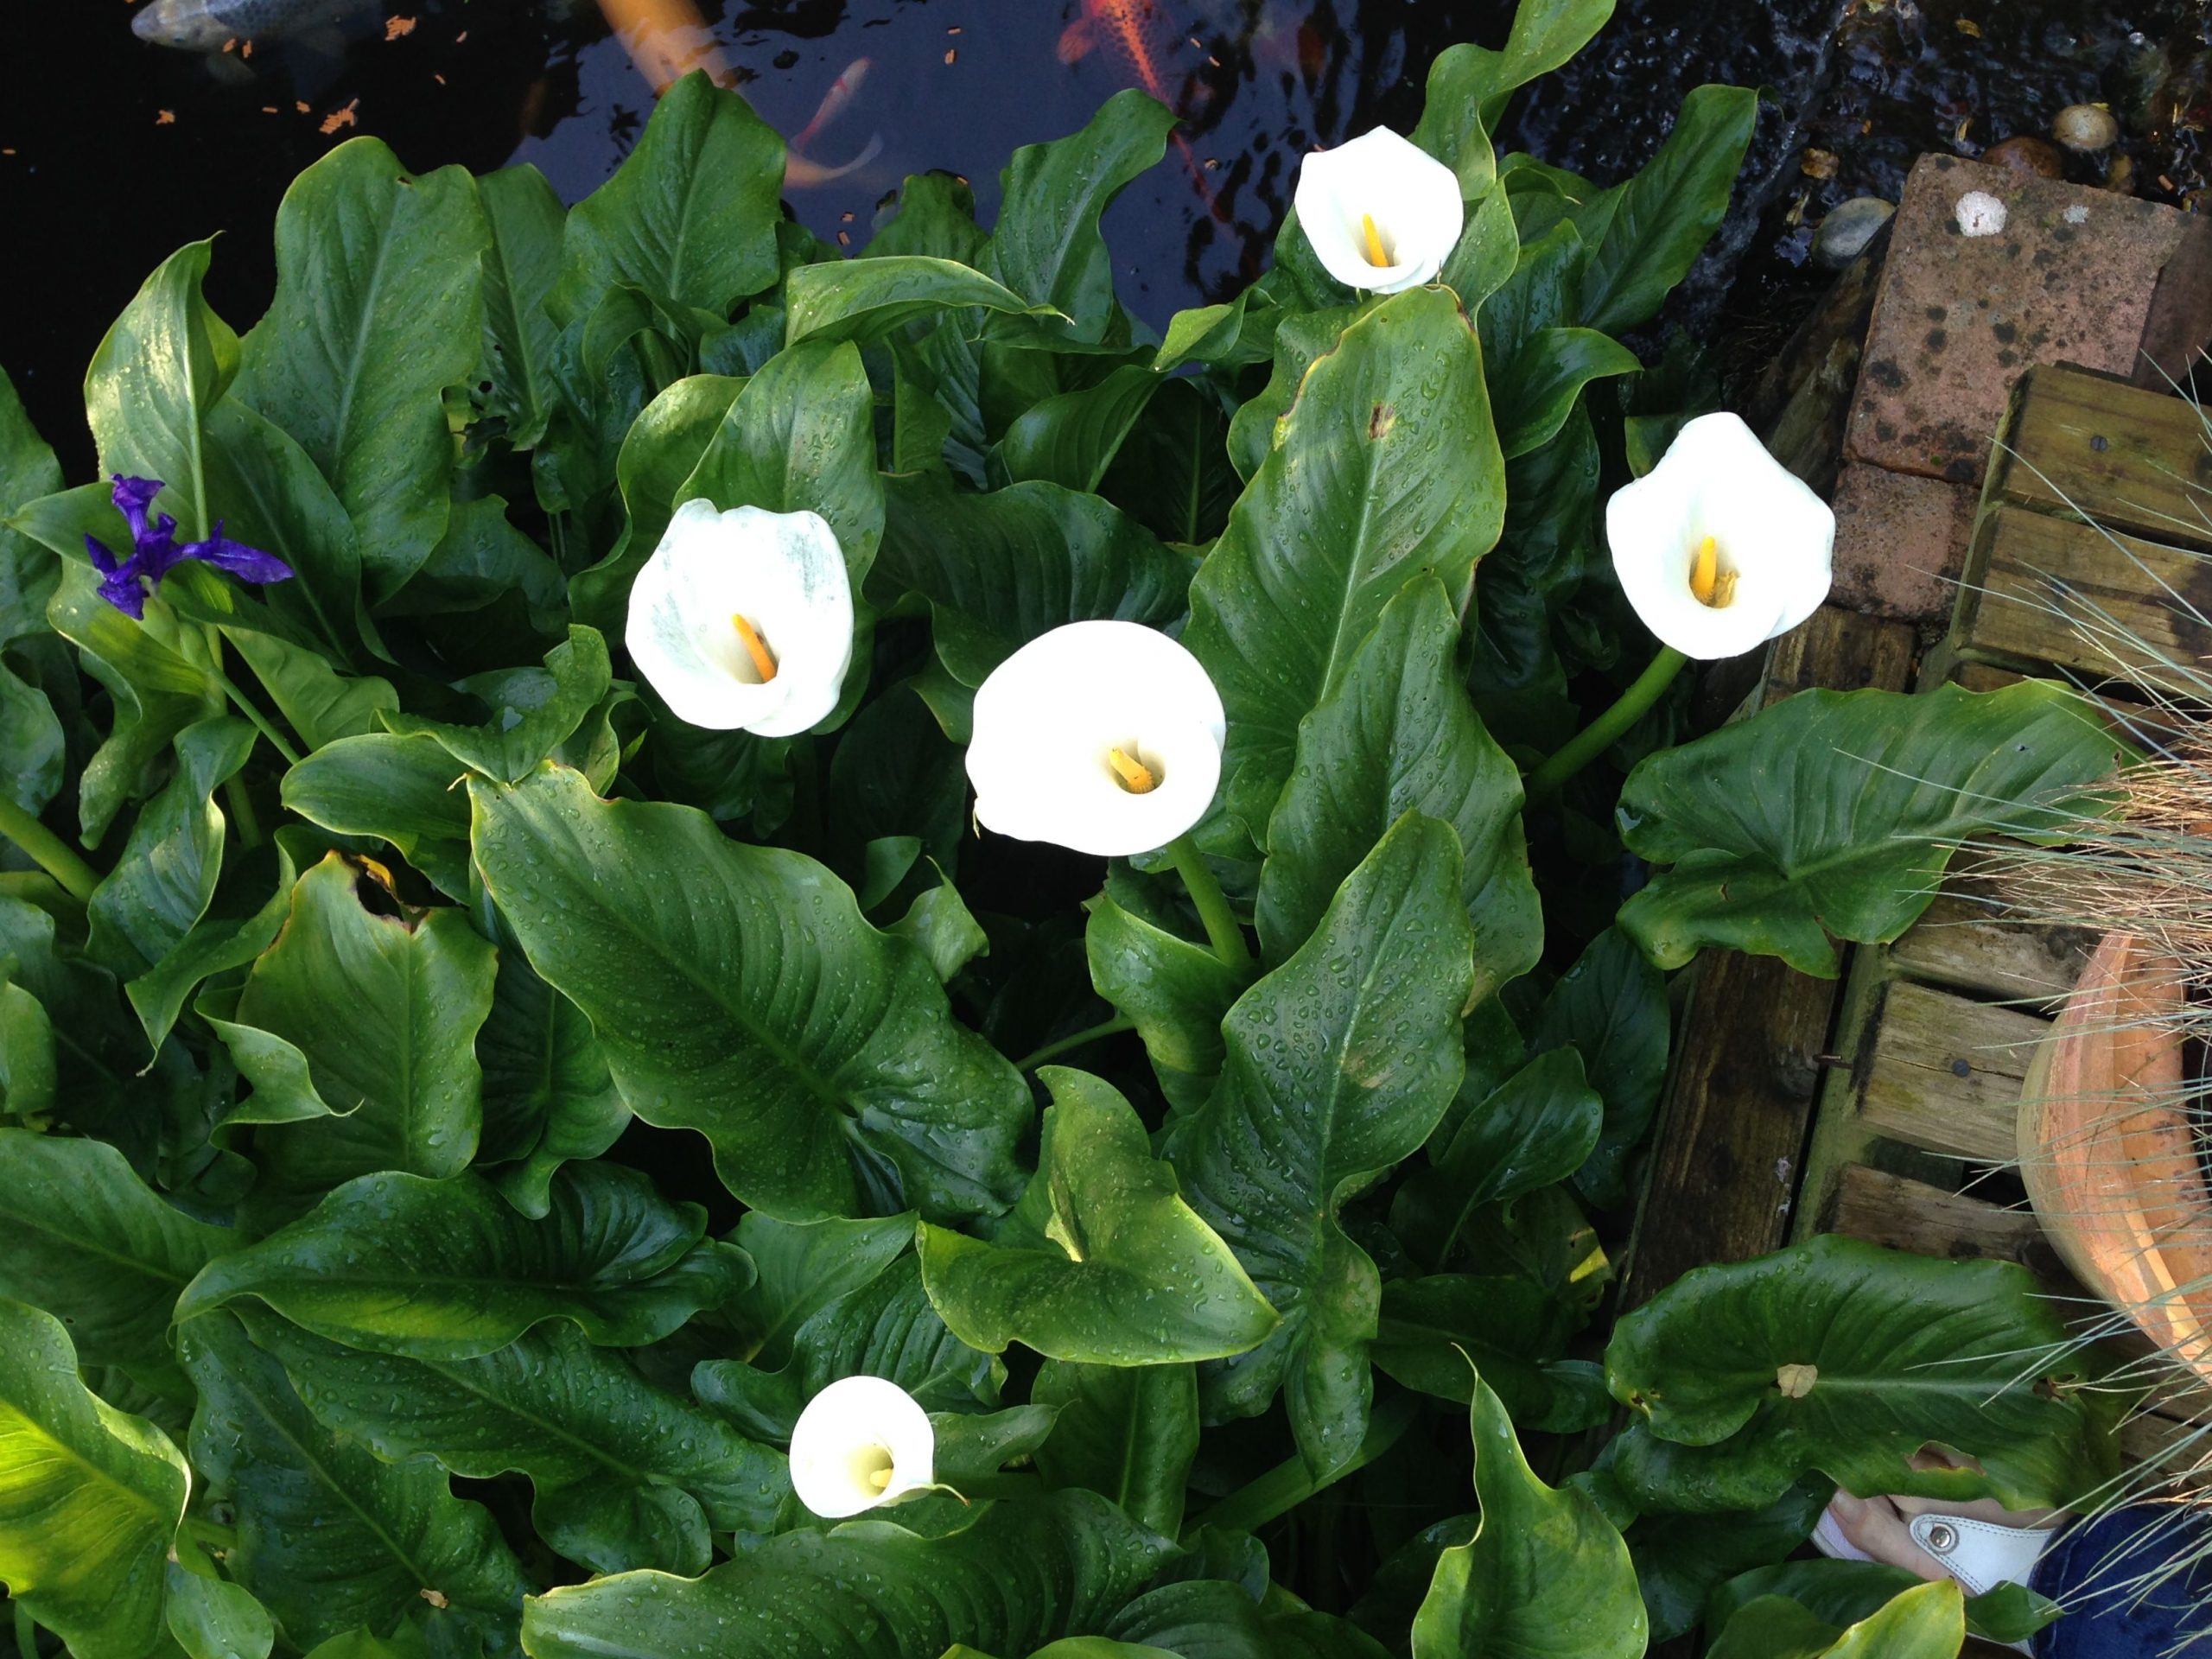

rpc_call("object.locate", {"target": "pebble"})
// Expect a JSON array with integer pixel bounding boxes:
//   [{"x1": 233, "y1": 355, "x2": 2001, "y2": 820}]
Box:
[
  {"x1": 1981, "y1": 135, "x2": 2063, "y2": 180},
  {"x1": 1954, "y1": 190, "x2": 2008, "y2": 236},
  {"x1": 2053, "y1": 103, "x2": 2120, "y2": 151},
  {"x1": 1811, "y1": 195, "x2": 1896, "y2": 269}
]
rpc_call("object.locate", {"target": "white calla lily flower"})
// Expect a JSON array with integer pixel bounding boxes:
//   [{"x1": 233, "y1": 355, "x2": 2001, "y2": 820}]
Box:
[
  {"x1": 1605, "y1": 412, "x2": 1835, "y2": 661},
  {"x1": 966, "y1": 620, "x2": 1226, "y2": 860},
  {"x1": 787, "y1": 1375, "x2": 935, "y2": 1519},
  {"x1": 1294, "y1": 127, "x2": 1465, "y2": 295},
  {"x1": 625, "y1": 499, "x2": 854, "y2": 736}
]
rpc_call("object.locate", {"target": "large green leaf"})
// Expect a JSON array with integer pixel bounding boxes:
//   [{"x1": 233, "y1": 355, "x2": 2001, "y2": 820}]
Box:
[
  {"x1": 1032, "y1": 1360, "x2": 1198, "y2": 1539},
  {"x1": 1163, "y1": 815, "x2": 1475, "y2": 1471},
  {"x1": 1707, "y1": 1560, "x2": 2058, "y2": 1649},
  {"x1": 0, "y1": 1129, "x2": 230, "y2": 1376},
  {"x1": 1707, "y1": 1581, "x2": 1965, "y2": 1659},
  {"x1": 166, "y1": 1559, "x2": 277, "y2": 1659},
  {"x1": 469, "y1": 765, "x2": 1028, "y2": 1223},
  {"x1": 1370, "y1": 1274, "x2": 1599, "y2": 1433},
  {"x1": 874, "y1": 472, "x2": 1189, "y2": 688},
  {"x1": 84, "y1": 240, "x2": 238, "y2": 543},
  {"x1": 1410, "y1": 1374, "x2": 1644, "y2": 1659},
  {"x1": 992, "y1": 365, "x2": 1161, "y2": 493},
  {"x1": 179, "y1": 1312, "x2": 527, "y2": 1652},
  {"x1": 176, "y1": 1163, "x2": 740, "y2": 1359},
  {"x1": 784, "y1": 257, "x2": 1059, "y2": 346},
  {"x1": 724, "y1": 1211, "x2": 917, "y2": 1367},
  {"x1": 520, "y1": 1491, "x2": 1172, "y2": 1659},
  {"x1": 233, "y1": 854, "x2": 495, "y2": 1189},
  {"x1": 1624, "y1": 1477, "x2": 1829, "y2": 1643},
  {"x1": 1529, "y1": 928, "x2": 1669, "y2": 1209},
  {"x1": 1185, "y1": 288, "x2": 1505, "y2": 849},
  {"x1": 241, "y1": 1311, "x2": 785, "y2": 1575},
  {"x1": 277, "y1": 734, "x2": 474, "y2": 899},
  {"x1": 0, "y1": 1300, "x2": 189, "y2": 1659},
  {"x1": 985, "y1": 92, "x2": 1177, "y2": 342},
  {"x1": 1084, "y1": 884, "x2": 1243, "y2": 1111},
  {"x1": 475, "y1": 931, "x2": 629, "y2": 1218},
  {"x1": 477, "y1": 164, "x2": 567, "y2": 448},
  {"x1": 549, "y1": 70, "x2": 783, "y2": 324},
  {"x1": 1254, "y1": 576, "x2": 1537, "y2": 993},
  {"x1": 234, "y1": 137, "x2": 488, "y2": 599},
  {"x1": 1618, "y1": 682, "x2": 2129, "y2": 975},
  {"x1": 383, "y1": 626, "x2": 613, "y2": 785},
  {"x1": 1579, "y1": 85, "x2": 1759, "y2": 336},
  {"x1": 918, "y1": 1070, "x2": 1278, "y2": 1364},
  {"x1": 1106, "y1": 1581, "x2": 1395, "y2": 1658},
  {"x1": 1605, "y1": 1235, "x2": 2123, "y2": 1513},
  {"x1": 86, "y1": 715, "x2": 255, "y2": 987}
]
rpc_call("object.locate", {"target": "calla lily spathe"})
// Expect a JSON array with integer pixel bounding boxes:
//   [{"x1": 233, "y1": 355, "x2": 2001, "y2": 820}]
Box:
[
  {"x1": 1605, "y1": 413, "x2": 1834, "y2": 661},
  {"x1": 966, "y1": 620, "x2": 1226, "y2": 859},
  {"x1": 1294, "y1": 127, "x2": 1464, "y2": 295},
  {"x1": 787, "y1": 1375, "x2": 935, "y2": 1520},
  {"x1": 626, "y1": 499, "x2": 854, "y2": 736}
]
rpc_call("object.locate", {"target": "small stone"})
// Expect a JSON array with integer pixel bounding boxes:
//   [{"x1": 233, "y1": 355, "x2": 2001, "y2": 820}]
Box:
[
  {"x1": 1982, "y1": 135, "x2": 2063, "y2": 180},
  {"x1": 1812, "y1": 196, "x2": 1896, "y2": 269},
  {"x1": 2054, "y1": 103, "x2": 2120, "y2": 151},
  {"x1": 1955, "y1": 189, "x2": 2008, "y2": 236}
]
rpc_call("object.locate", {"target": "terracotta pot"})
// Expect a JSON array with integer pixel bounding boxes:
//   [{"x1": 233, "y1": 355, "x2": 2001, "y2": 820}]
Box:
[{"x1": 2020, "y1": 931, "x2": 2212, "y2": 1385}]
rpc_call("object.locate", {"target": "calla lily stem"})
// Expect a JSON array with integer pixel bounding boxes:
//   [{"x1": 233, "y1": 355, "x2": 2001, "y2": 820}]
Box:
[
  {"x1": 0, "y1": 793, "x2": 102, "y2": 904},
  {"x1": 1523, "y1": 645, "x2": 1688, "y2": 808},
  {"x1": 1015, "y1": 1014, "x2": 1137, "y2": 1071},
  {"x1": 1164, "y1": 833, "x2": 1250, "y2": 969},
  {"x1": 211, "y1": 660, "x2": 303, "y2": 769}
]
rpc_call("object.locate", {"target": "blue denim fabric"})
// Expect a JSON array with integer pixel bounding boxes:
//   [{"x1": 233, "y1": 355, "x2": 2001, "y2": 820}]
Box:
[{"x1": 2031, "y1": 1506, "x2": 2212, "y2": 1657}]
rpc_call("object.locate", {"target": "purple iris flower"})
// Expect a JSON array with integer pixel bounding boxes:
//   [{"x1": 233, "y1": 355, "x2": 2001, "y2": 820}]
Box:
[{"x1": 84, "y1": 474, "x2": 294, "y2": 620}]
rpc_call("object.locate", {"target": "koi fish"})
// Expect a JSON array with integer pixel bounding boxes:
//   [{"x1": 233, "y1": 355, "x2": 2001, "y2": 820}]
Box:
[
  {"x1": 792, "y1": 58, "x2": 868, "y2": 152},
  {"x1": 785, "y1": 58, "x2": 882, "y2": 189},
  {"x1": 130, "y1": 0, "x2": 370, "y2": 51},
  {"x1": 1057, "y1": 0, "x2": 1224, "y2": 218}
]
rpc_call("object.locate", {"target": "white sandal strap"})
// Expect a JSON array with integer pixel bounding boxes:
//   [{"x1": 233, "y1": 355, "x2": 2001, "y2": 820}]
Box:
[{"x1": 1905, "y1": 1512, "x2": 2058, "y2": 1599}]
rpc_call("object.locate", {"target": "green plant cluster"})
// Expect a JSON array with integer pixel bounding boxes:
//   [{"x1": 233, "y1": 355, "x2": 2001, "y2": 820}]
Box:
[{"x1": 0, "y1": 2, "x2": 2136, "y2": 1656}]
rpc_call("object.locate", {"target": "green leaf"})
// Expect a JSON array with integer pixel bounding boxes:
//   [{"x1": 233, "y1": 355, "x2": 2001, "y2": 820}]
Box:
[
  {"x1": 85, "y1": 240, "x2": 238, "y2": 543},
  {"x1": 1410, "y1": 1373, "x2": 1644, "y2": 1659},
  {"x1": 888, "y1": 872, "x2": 989, "y2": 983},
  {"x1": 166, "y1": 1559, "x2": 276, "y2": 1659},
  {"x1": 176, "y1": 1163, "x2": 738, "y2": 1360},
  {"x1": 1084, "y1": 887, "x2": 1241, "y2": 1109},
  {"x1": 86, "y1": 715, "x2": 255, "y2": 985},
  {"x1": 1106, "y1": 1581, "x2": 1395, "y2": 1658},
  {"x1": 1164, "y1": 815, "x2": 1475, "y2": 1471},
  {"x1": 1707, "y1": 1581, "x2": 1965, "y2": 1659},
  {"x1": 179, "y1": 1312, "x2": 526, "y2": 1653},
  {"x1": 0, "y1": 1300, "x2": 189, "y2": 1659},
  {"x1": 1618, "y1": 682, "x2": 2128, "y2": 975},
  {"x1": 1371, "y1": 1274, "x2": 1598, "y2": 1433},
  {"x1": 550, "y1": 71, "x2": 783, "y2": 324},
  {"x1": 0, "y1": 1129, "x2": 230, "y2": 1376},
  {"x1": 1709, "y1": 1560, "x2": 2059, "y2": 1649},
  {"x1": 1185, "y1": 288, "x2": 1505, "y2": 850},
  {"x1": 384, "y1": 626, "x2": 613, "y2": 784},
  {"x1": 1223, "y1": 305, "x2": 1360, "y2": 484},
  {"x1": 992, "y1": 365, "x2": 1162, "y2": 493},
  {"x1": 232, "y1": 854, "x2": 494, "y2": 1188},
  {"x1": 1624, "y1": 1476, "x2": 1829, "y2": 1643},
  {"x1": 469, "y1": 765, "x2": 1028, "y2": 1223},
  {"x1": 1579, "y1": 85, "x2": 1759, "y2": 336},
  {"x1": 1032, "y1": 1360, "x2": 1198, "y2": 1538},
  {"x1": 477, "y1": 165, "x2": 567, "y2": 448},
  {"x1": 568, "y1": 372, "x2": 745, "y2": 633},
  {"x1": 725, "y1": 1211, "x2": 917, "y2": 1367},
  {"x1": 1492, "y1": 327, "x2": 1642, "y2": 459},
  {"x1": 677, "y1": 338, "x2": 884, "y2": 588},
  {"x1": 1529, "y1": 928, "x2": 1669, "y2": 1209},
  {"x1": 918, "y1": 1070, "x2": 1279, "y2": 1364},
  {"x1": 1254, "y1": 575, "x2": 1538, "y2": 994},
  {"x1": 785, "y1": 257, "x2": 1060, "y2": 346},
  {"x1": 475, "y1": 933, "x2": 629, "y2": 1218},
  {"x1": 1392, "y1": 1050, "x2": 1602, "y2": 1273},
  {"x1": 520, "y1": 1491, "x2": 1172, "y2": 1659},
  {"x1": 241, "y1": 1311, "x2": 785, "y2": 1575},
  {"x1": 117, "y1": 831, "x2": 297, "y2": 1060},
  {"x1": 234, "y1": 137, "x2": 488, "y2": 599},
  {"x1": 278, "y1": 734, "x2": 474, "y2": 899},
  {"x1": 985, "y1": 92, "x2": 1177, "y2": 343},
  {"x1": 1605, "y1": 1235, "x2": 2123, "y2": 1513},
  {"x1": 874, "y1": 472, "x2": 1189, "y2": 688}
]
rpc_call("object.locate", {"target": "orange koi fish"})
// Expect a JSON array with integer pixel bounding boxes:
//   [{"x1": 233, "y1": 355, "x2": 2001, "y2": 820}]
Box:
[
  {"x1": 786, "y1": 57, "x2": 883, "y2": 189},
  {"x1": 1057, "y1": 0, "x2": 1224, "y2": 217},
  {"x1": 793, "y1": 57, "x2": 869, "y2": 151}
]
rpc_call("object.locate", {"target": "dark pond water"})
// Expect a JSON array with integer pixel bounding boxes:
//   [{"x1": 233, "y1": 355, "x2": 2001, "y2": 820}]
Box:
[{"x1": 5, "y1": 0, "x2": 2207, "y2": 478}]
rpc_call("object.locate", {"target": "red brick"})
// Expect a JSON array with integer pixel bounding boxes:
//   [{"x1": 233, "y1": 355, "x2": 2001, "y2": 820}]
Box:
[
  {"x1": 1827, "y1": 462, "x2": 1978, "y2": 621},
  {"x1": 1845, "y1": 155, "x2": 2200, "y2": 486}
]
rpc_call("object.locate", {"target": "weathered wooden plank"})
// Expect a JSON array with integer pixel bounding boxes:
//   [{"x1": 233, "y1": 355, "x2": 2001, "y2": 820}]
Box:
[
  {"x1": 1826, "y1": 1162, "x2": 2082, "y2": 1289},
  {"x1": 1986, "y1": 365, "x2": 2212, "y2": 554},
  {"x1": 1855, "y1": 981, "x2": 2047, "y2": 1162},
  {"x1": 1887, "y1": 865, "x2": 2098, "y2": 1004},
  {"x1": 1952, "y1": 505, "x2": 2212, "y2": 693},
  {"x1": 1622, "y1": 607, "x2": 1917, "y2": 1310}
]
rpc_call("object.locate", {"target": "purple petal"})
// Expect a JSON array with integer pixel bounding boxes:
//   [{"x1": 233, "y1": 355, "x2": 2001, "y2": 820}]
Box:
[
  {"x1": 109, "y1": 475, "x2": 166, "y2": 543},
  {"x1": 96, "y1": 569, "x2": 149, "y2": 620},
  {"x1": 84, "y1": 533, "x2": 124, "y2": 577},
  {"x1": 181, "y1": 522, "x2": 293, "y2": 588}
]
